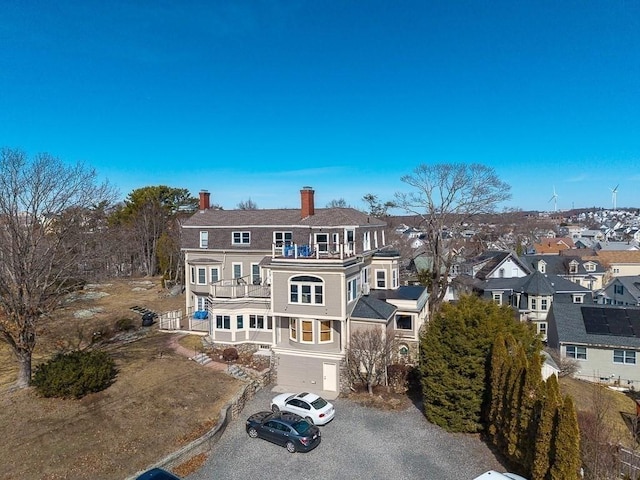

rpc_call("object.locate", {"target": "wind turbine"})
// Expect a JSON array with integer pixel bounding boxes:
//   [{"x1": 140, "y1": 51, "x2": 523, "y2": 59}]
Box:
[
  {"x1": 548, "y1": 186, "x2": 559, "y2": 212},
  {"x1": 610, "y1": 184, "x2": 619, "y2": 211}
]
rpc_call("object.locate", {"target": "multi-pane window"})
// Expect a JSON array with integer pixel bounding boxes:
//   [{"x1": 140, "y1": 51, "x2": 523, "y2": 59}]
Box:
[
  {"x1": 585, "y1": 263, "x2": 596, "y2": 272},
  {"x1": 614, "y1": 349, "x2": 636, "y2": 364},
  {"x1": 216, "y1": 315, "x2": 230, "y2": 329},
  {"x1": 199, "y1": 231, "x2": 208, "y2": 248},
  {"x1": 493, "y1": 293, "x2": 502, "y2": 305},
  {"x1": 531, "y1": 297, "x2": 537, "y2": 310},
  {"x1": 566, "y1": 345, "x2": 587, "y2": 360},
  {"x1": 290, "y1": 319, "x2": 297, "y2": 340},
  {"x1": 232, "y1": 231, "x2": 250, "y2": 245},
  {"x1": 233, "y1": 263, "x2": 242, "y2": 279},
  {"x1": 290, "y1": 276, "x2": 323, "y2": 304},
  {"x1": 541, "y1": 298, "x2": 549, "y2": 310},
  {"x1": 320, "y1": 321, "x2": 332, "y2": 342},
  {"x1": 392, "y1": 269, "x2": 398, "y2": 288},
  {"x1": 301, "y1": 320, "x2": 313, "y2": 343},
  {"x1": 196, "y1": 296, "x2": 209, "y2": 311},
  {"x1": 569, "y1": 261, "x2": 578, "y2": 274},
  {"x1": 197, "y1": 267, "x2": 206, "y2": 285},
  {"x1": 538, "y1": 322, "x2": 547, "y2": 336},
  {"x1": 210, "y1": 267, "x2": 219, "y2": 283},
  {"x1": 250, "y1": 315, "x2": 273, "y2": 330},
  {"x1": 252, "y1": 264, "x2": 261, "y2": 284},
  {"x1": 614, "y1": 284, "x2": 624, "y2": 295},
  {"x1": 237, "y1": 315, "x2": 244, "y2": 329},
  {"x1": 274, "y1": 231, "x2": 292, "y2": 247},
  {"x1": 376, "y1": 270, "x2": 386, "y2": 288},
  {"x1": 315, "y1": 233, "x2": 329, "y2": 252},
  {"x1": 572, "y1": 295, "x2": 584, "y2": 304},
  {"x1": 347, "y1": 277, "x2": 358, "y2": 302}
]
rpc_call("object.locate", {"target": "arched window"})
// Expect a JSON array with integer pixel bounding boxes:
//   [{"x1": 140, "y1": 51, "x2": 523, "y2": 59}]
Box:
[{"x1": 289, "y1": 275, "x2": 324, "y2": 305}]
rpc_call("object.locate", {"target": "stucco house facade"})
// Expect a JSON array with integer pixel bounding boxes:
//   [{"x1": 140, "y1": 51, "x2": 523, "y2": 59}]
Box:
[{"x1": 180, "y1": 187, "x2": 428, "y2": 394}]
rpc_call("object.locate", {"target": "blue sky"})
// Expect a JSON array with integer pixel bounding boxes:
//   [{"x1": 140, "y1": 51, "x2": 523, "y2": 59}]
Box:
[{"x1": 2, "y1": 1, "x2": 639, "y2": 212}]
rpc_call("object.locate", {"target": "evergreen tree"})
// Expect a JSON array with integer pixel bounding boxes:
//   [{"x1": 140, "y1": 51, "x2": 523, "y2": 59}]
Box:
[
  {"x1": 487, "y1": 333, "x2": 509, "y2": 442},
  {"x1": 531, "y1": 375, "x2": 561, "y2": 480},
  {"x1": 521, "y1": 352, "x2": 544, "y2": 473},
  {"x1": 549, "y1": 395, "x2": 581, "y2": 480},
  {"x1": 504, "y1": 344, "x2": 527, "y2": 462},
  {"x1": 420, "y1": 295, "x2": 539, "y2": 432}
]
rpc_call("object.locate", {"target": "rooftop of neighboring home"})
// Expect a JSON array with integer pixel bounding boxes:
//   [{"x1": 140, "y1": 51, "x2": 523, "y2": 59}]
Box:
[
  {"x1": 519, "y1": 253, "x2": 607, "y2": 275},
  {"x1": 532, "y1": 237, "x2": 575, "y2": 254},
  {"x1": 549, "y1": 302, "x2": 640, "y2": 349}
]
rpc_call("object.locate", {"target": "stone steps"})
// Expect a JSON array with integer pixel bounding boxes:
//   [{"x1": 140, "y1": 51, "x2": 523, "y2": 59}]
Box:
[{"x1": 191, "y1": 352, "x2": 212, "y2": 366}]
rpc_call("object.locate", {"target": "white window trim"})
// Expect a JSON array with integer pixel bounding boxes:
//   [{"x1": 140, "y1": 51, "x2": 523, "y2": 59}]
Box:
[
  {"x1": 232, "y1": 231, "x2": 251, "y2": 245},
  {"x1": 232, "y1": 262, "x2": 243, "y2": 279},
  {"x1": 273, "y1": 231, "x2": 292, "y2": 246},
  {"x1": 614, "y1": 349, "x2": 636, "y2": 365},
  {"x1": 199, "y1": 230, "x2": 209, "y2": 248},
  {"x1": 197, "y1": 267, "x2": 207, "y2": 285},
  {"x1": 289, "y1": 276, "x2": 324, "y2": 305},
  {"x1": 375, "y1": 269, "x2": 387, "y2": 289},
  {"x1": 319, "y1": 320, "x2": 333, "y2": 344},
  {"x1": 300, "y1": 319, "x2": 314, "y2": 344},
  {"x1": 251, "y1": 263, "x2": 261, "y2": 284},
  {"x1": 190, "y1": 266, "x2": 195, "y2": 284},
  {"x1": 210, "y1": 267, "x2": 220, "y2": 284},
  {"x1": 566, "y1": 345, "x2": 587, "y2": 360},
  {"x1": 347, "y1": 277, "x2": 358, "y2": 302}
]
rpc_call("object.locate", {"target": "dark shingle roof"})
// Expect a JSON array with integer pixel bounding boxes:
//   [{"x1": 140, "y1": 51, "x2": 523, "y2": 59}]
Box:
[
  {"x1": 350, "y1": 295, "x2": 397, "y2": 322},
  {"x1": 373, "y1": 285, "x2": 426, "y2": 301},
  {"x1": 183, "y1": 207, "x2": 386, "y2": 228},
  {"x1": 550, "y1": 303, "x2": 640, "y2": 348}
]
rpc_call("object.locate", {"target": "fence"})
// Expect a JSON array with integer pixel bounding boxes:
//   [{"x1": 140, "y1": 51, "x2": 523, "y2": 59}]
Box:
[
  {"x1": 158, "y1": 310, "x2": 183, "y2": 330},
  {"x1": 620, "y1": 446, "x2": 640, "y2": 479}
]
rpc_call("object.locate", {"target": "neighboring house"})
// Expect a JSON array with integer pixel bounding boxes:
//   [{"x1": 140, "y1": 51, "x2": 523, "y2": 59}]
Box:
[
  {"x1": 594, "y1": 240, "x2": 640, "y2": 251},
  {"x1": 460, "y1": 250, "x2": 529, "y2": 280},
  {"x1": 532, "y1": 237, "x2": 575, "y2": 255},
  {"x1": 519, "y1": 253, "x2": 606, "y2": 291},
  {"x1": 471, "y1": 270, "x2": 592, "y2": 340},
  {"x1": 597, "y1": 275, "x2": 640, "y2": 306},
  {"x1": 547, "y1": 302, "x2": 640, "y2": 386},
  {"x1": 594, "y1": 251, "x2": 640, "y2": 278},
  {"x1": 180, "y1": 187, "x2": 428, "y2": 394},
  {"x1": 579, "y1": 229, "x2": 606, "y2": 243}
]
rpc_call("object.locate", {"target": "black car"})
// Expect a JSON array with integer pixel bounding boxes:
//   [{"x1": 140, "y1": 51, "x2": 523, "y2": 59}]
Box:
[
  {"x1": 245, "y1": 411, "x2": 321, "y2": 453},
  {"x1": 136, "y1": 467, "x2": 182, "y2": 479}
]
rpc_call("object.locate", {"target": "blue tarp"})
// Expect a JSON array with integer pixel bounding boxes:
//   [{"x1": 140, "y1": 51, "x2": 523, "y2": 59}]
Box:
[{"x1": 193, "y1": 310, "x2": 208, "y2": 319}]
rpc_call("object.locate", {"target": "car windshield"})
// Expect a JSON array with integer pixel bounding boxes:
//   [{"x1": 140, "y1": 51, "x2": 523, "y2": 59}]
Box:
[
  {"x1": 310, "y1": 397, "x2": 327, "y2": 409},
  {"x1": 292, "y1": 420, "x2": 311, "y2": 434}
]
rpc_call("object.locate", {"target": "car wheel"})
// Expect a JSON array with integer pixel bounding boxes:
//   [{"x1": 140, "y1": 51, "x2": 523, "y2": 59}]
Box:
[
  {"x1": 271, "y1": 404, "x2": 280, "y2": 413},
  {"x1": 248, "y1": 427, "x2": 258, "y2": 438},
  {"x1": 305, "y1": 416, "x2": 314, "y2": 425},
  {"x1": 285, "y1": 441, "x2": 296, "y2": 453}
]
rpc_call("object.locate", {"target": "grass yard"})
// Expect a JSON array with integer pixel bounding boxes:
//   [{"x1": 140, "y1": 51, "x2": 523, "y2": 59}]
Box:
[
  {"x1": 0, "y1": 278, "x2": 244, "y2": 480},
  {"x1": 559, "y1": 375, "x2": 638, "y2": 446}
]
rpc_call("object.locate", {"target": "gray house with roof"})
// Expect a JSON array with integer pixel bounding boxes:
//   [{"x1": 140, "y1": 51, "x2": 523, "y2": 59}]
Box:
[
  {"x1": 520, "y1": 253, "x2": 606, "y2": 291},
  {"x1": 547, "y1": 303, "x2": 640, "y2": 386},
  {"x1": 597, "y1": 275, "x2": 640, "y2": 306},
  {"x1": 467, "y1": 270, "x2": 592, "y2": 341},
  {"x1": 180, "y1": 187, "x2": 428, "y2": 394}
]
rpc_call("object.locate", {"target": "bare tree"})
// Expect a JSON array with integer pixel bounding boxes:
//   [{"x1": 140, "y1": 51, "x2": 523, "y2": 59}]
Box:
[
  {"x1": 394, "y1": 163, "x2": 511, "y2": 316},
  {"x1": 362, "y1": 193, "x2": 396, "y2": 218},
  {"x1": 0, "y1": 148, "x2": 115, "y2": 387},
  {"x1": 237, "y1": 198, "x2": 258, "y2": 210},
  {"x1": 346, "y1": 327, "x2": 398, "y2": 395},
  {"x1": 326, "y1": 198, "x2": 349, "y2": 208}
]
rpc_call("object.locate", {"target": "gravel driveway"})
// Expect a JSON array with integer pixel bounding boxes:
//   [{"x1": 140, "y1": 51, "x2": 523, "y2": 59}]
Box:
[{"x1": 186, "y1": 386, "x2": 507, "y2": 480}]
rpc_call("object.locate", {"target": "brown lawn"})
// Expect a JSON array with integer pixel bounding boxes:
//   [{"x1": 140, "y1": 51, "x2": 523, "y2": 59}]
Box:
[{"x1": 0, "y1": 278, "x2": 244, "y2": 480}]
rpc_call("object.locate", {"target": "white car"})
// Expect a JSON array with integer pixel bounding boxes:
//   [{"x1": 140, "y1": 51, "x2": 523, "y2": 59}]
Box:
[
  {"x1": 270, "y1": 392, "x2": 335, "y2": 425},
  {"x1": 473, "y1": 471, "x2": 528, "y2": 480}
]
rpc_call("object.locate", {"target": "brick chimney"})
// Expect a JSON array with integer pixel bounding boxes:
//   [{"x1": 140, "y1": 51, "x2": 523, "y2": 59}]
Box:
[
  {"x1": 199, "y1": 190, "x2": 210, "y2": 211},
  {"x1": 300, "y1": 186, "x2": 315, "y2": 219}
]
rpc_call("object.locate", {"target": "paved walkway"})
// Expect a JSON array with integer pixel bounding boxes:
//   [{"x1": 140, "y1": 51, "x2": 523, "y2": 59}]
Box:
[{"x1": 166, "y1": 334, "x2": 228, "y2": 371}]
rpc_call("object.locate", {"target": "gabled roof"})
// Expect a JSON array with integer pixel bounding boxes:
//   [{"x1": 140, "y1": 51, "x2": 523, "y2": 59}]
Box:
[
  {"x1": 183, "y1": 207, "x2": 386, "y2": 228},
  {"x1": 462, "y1": 250, "x2": 529, "y2": 280},
  {"x1": 595, "y1": 250, "x2": 640, "y2": 266},
  {"x1": 479, "y1": 271, "x2": 591, "y2": 296},
  {"x1": 549, "y1": 303, "x2": 640, "y2": 348},
  {"x1": 520, "y1": 254, "x2": 606, "y2": 275},
  {"x1": 611, "y1": 276, "x2": 640, "y2": 299},
  {"x1": 350, "y1": 295, "x2": 397, "y2": 322},
  {"x1": 533, "y1": 237, "x2": 575, "y2": 254}
]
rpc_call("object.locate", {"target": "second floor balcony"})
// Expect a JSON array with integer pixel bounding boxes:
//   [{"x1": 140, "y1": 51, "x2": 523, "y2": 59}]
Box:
[
  {"x1": 272, "y1": 242, "x2": 357, "y2": 261},
  {"x1": 209, "y1": 275, "x2": 271, "y2": 299}
]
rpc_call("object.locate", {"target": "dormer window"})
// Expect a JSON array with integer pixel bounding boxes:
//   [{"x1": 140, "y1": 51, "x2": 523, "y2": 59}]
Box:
[
  {"x1": 569, "y1": 260, "x2": 579, "y2": 274},
  {"x1": 538, "y1": 261, "x2": 546, "y2": 274},
  {"x1": 584, "y1": 262, "x2": 596, "y2": 272}
]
